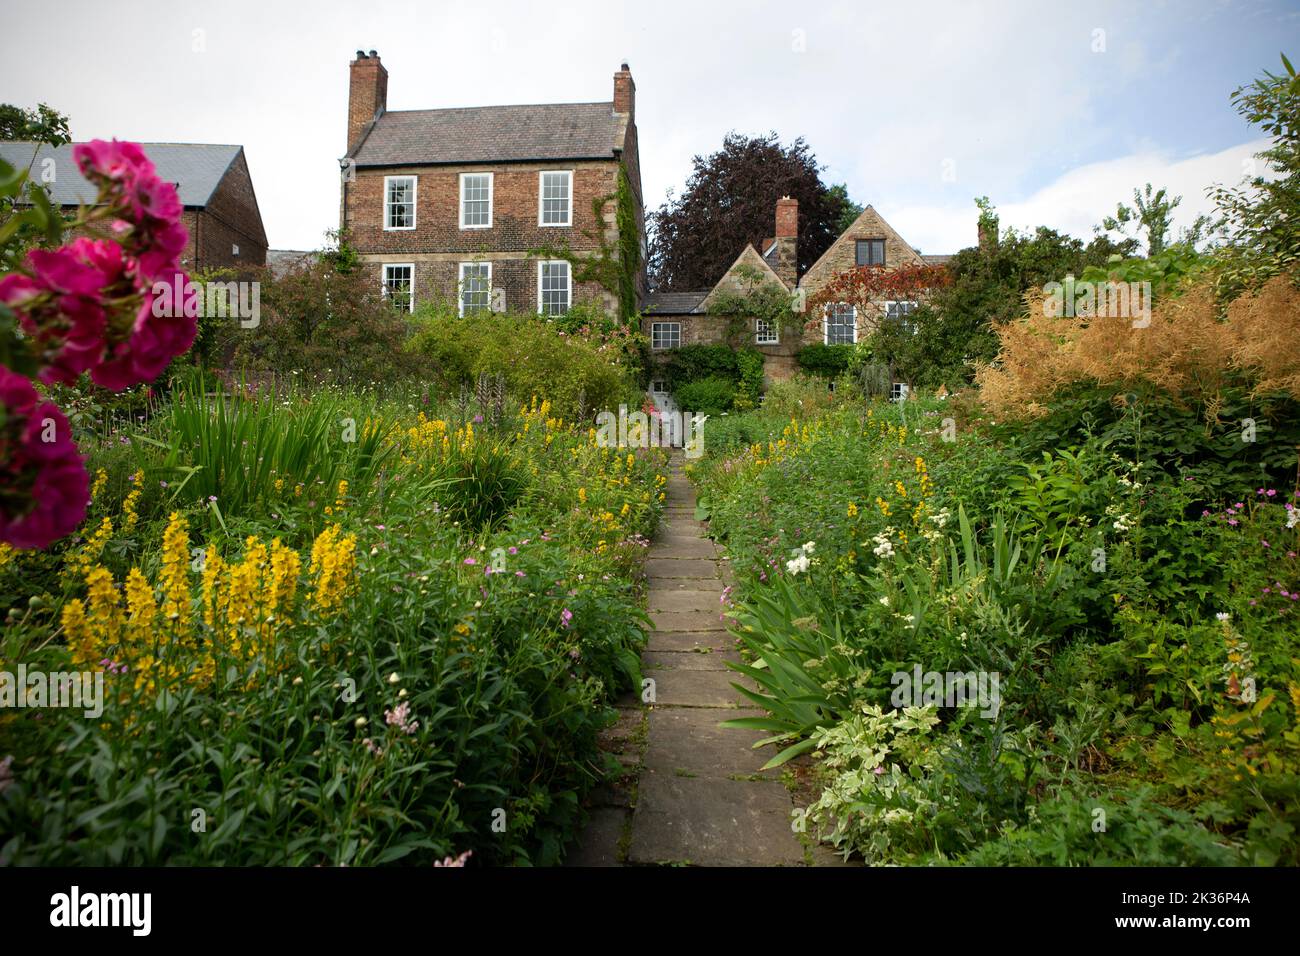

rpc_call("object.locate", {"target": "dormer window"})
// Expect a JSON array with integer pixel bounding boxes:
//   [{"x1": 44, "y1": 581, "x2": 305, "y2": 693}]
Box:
[{"x1": 855, "y1": 239, "x2": 885, "y2": 266}]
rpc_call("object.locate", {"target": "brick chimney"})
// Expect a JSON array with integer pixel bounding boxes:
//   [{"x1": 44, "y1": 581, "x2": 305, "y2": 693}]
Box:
[
  {"x1": 772, "y1": 196, "x2": 798, "y2": 287},
  {"x1": 613, "y1": 62, "x2": 635, "y2": 117},
  {"x1": 347, "y1": 50, "x2": 388, "y2": 154}
]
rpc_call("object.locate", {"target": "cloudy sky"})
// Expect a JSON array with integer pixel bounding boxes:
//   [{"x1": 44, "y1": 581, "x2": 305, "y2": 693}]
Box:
[{"x1": 5, "y1": 0, "x2": 1295, "y2": 253}]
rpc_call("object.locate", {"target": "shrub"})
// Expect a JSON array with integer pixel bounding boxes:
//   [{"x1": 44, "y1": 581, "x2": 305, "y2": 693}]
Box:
[
  {"x1": 663, "y1": 344, "x2": 739, "y2": 389},
  {"x1": 408, "y1": 310, "x2": 632, "y2": 420},
  {"x1": 674, "y1": 376, "x2": 736, "y2": 414},
  {"x1": 230, "y1": 259, "x2": 424, "y2": 384},
  {"x1": 796, "y1": 342, "x2": 852, "y2": 378}
]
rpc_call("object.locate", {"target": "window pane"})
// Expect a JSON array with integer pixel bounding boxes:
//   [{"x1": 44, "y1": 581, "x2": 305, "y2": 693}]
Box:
[
  {"x1": 462, "y1": 174, "x2": 490, "y2": 226},
  {"x1": 386, "y1": 178, "x2": 415, "y2": 228},
  {"x1": 383, "y1": 265, "x2": 412, "y2": 312},
  {"x1": 460, "y1": 264, "x2": 490, "y2": 313},
  {"x1": 540, "y1": 261, "x2": 570, "y2": 315},
  {"x1": 826, "y1": 303, "x2": 854, "y2": 344},
  {"x1": 541, "y1": 172, "x2": 571, "y2": 225},
  {"x1": 651, "y1": 322, "x2": 680, "y2": 350}
]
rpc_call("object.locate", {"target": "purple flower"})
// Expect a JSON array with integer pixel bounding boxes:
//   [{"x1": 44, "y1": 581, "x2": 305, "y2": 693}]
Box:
[
  {"x1": 463, "y1": 557, "x2": 477, "y2": 565},
  {"x1": 560, "y1": 608, "x2": 573, "y2": 628}
]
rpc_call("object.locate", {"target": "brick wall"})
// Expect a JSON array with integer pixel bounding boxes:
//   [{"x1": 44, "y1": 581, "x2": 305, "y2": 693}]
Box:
[
  {"x1": 349, "y1": 158, "x2": 629, "y2": 312},
  {"x1": 193, "y1": 150, "x2": 267, "y2": 271}
]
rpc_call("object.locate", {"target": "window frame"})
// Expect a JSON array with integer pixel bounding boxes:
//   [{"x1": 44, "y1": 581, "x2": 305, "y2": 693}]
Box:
[
  {"x1": 885, "y1": 299, "x2": 920, "y2": 334},
  {"x1": 458, "y1": 261, "x2": 493, "y2": 317},
  {"x1": 823, "y1": 303, "x2": 857, "y2": 345},
  {"x1": 381, "y1": 262, "x2": 415, "y2": 313},
  {"x1": 458, "y1": 172, "x2": 494, "y2": 230},
  {"x1": 891, "y1": 382, "x2": 911, "y2": 403},
  {"x1": 537, "y1": 169, "x2": 574, "y2": 227},
  {"x1": 855, "y1": 238, "x2": 886, "y2": 267},
  {"x1": 383, "y1": 175, "x2": 417, "y2": 231},
  {"x1": 536, "y1": 260, "x2": 572, "y2": 315},
  {"x1": 650, "y1": 321, "x2": 682, "y2": 351},
  {"x1": 755, "y1": 315, "x2": 779, "y2": 345}
]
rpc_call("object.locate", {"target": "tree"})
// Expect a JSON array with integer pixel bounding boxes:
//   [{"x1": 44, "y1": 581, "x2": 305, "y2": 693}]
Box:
[
  {"x1": 0, "y1": 103, "x2": 71, "y2": 148},
  {"x1": 648, "y1": 133, "x2": 855, "y2": 291},
  {"x1": 826, "y1": 183, "x2": 863, "y2": 235},
  {"x1": 1209, "y1": 53, "x2": 1300, "y2": 294},
  {"x1": 1100, "y1": 183, "x2": 1203, "y2": 256}
]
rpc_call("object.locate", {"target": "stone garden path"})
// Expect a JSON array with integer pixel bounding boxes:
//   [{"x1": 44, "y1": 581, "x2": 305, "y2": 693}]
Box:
[{"x1": 567, "y1": 452, "x2": 832, "y2": 866}]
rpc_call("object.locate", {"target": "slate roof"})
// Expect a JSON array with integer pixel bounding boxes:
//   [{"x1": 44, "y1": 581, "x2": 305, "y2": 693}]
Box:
[
  {"x1": 643, "y1": 291, "x2": 708, "y2": 314},
  {"x1": 266, "y1": 249, "x2": 314, "y2": 278},
  {"x1": 350, "y1": 102, "x2": 622, "y2": 167},
  {"x1": 0, "y1": 142, "x2": 242, "y2": 208}
]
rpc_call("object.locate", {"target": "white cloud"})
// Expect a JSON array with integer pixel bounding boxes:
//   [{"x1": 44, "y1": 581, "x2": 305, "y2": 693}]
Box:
[{"x1": 883, "y1": 137, "x2": 1268, "y2": 255}]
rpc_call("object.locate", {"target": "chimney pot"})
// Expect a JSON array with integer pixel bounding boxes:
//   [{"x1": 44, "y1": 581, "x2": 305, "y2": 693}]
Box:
[{"x1": 368, "y1": 50, "x2": 377, "y2": 57}]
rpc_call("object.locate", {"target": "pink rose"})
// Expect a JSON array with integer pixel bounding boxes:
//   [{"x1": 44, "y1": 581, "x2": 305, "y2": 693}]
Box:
[{"x1": 0, "y1": 367, "x2": 88, "y2": 549}]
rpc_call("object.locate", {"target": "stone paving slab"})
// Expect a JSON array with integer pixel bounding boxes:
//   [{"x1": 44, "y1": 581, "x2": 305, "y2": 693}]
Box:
[
  {"x1": 641, "y1": 648, "x2": 740, "y2": 671},
  {"x1": 644, "y1": 558, "x2": 721, "y2": 578},
  {"x1": 652, "y1": 538, "x2": 718, "y2": 559},
  {"x1": 642, "y1": 707, "x2": 776, "y2": 778},
  {"x1": 647, "y1": 629, "x2": 737, "y2": 652},
  {"x1": 627, "y1": 773, "x2": 805, "y2": 867},
  {"x1": 649, "y1": 609, "x2": 728, "y2": 632},
  {"x1": 649, "y1": 667, "x2": 754, "y2": 708},
  {"x1": 646, "y1": 589, "x2": 722, "y2": 613}
]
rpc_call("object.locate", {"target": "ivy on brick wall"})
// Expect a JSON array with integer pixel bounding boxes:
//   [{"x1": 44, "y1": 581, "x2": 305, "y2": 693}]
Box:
[{"x1": 530, "y1": 164, "x2": 641, "y2": 322}]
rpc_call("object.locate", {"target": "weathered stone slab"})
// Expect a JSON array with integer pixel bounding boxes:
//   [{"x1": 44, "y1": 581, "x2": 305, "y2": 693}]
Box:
[
  {"x1": 643, "y1": 707, "x2": 775, "y2": 778},
  {"x1": 641, "y1": 648, "x2": 739, "y2": 671},
  {"x1": 627, "y1": 773, "x2": 804, "y2": 866},
  {"x1": 647, "y1": 588, "x2": 722, "y2": 613},
  {"x1": 644, "y1": 557, "x2": 721, "y2": 579},
  {"x1": 649, "y1": 609, "x2": 727, "y2": 632},
  {"x1": 652, "y1": 538, "x2": 718, "y2": 559},
  {"x1": 647, "y1": 629, "x2": 736, "y2": 652},
  {"x1": 648, "y1": 667, "x2": 751, "y2": 708}
]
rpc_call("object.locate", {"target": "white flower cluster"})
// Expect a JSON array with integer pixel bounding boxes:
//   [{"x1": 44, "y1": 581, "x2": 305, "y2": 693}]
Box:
[
  {"x1": 785, "y1": 541, "x2": 817, "y2": 575},
  {"x1": 871, "y1": 530, "x2": 895, "y2": 559},
  {"x1": 1287, "y1": 506, "x2": 1299, "y2": 529}
]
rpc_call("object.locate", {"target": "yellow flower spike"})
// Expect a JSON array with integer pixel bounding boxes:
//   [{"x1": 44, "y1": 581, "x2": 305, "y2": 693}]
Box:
[
  {"x1": 847, "y1": 501, "x2": 858, "y2": 518},
  {"x1": 160, "y1": 512, "x2": 192, "y2": 638},
  {"x1": 61, "y1": 599, "x2": 97, "y2": 671},
  {"x1": 90, "y1": 468, "x2": 108, "y2": 502}
]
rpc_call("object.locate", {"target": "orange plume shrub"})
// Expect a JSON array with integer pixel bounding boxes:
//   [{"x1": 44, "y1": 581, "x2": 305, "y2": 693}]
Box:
[{"x1": 975, "y1": 275, "x2": 1300, "y2": 420}]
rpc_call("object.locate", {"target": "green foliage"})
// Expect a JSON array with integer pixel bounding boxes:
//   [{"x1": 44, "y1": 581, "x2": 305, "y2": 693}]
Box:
[
  {"x1": 663, "y1": 343, "x2": 739, "y2": 388},
  {"x1": 690, "y1": 388, "x2": 1300, "y2": 866},
  {"x1": 674, "y1": 376, "x2": 735, "y2": 414},
  {"x1": 0, "y1": 103, "x2": 70, "y2": 146},
  {"x1": 796, "y1": 343, "x2": 852, "y2": 378},
  {"x1": 408, "y1": 308, "x2": 634, "y2": 419},
  {"x1": 0, "y1": 381, "x2": 669, "y2": 866},
  {"x1": 231, "y1": 257, "x2": 423, "y2": 384},
  {"x1": 1210, "y1": 53, "x2": 1300, "y2": 296},
  {"x1": 734, "y1": 348, "x2": 764, "y2": 410}
]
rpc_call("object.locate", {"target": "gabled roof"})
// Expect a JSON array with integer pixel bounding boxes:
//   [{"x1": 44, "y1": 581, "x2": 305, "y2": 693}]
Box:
[
  {"x1": 0, "y1": 142, "x2": 243, "y2": 208},
  {"x1": 349, "y1": 102, "x2": 623, "y2": 167},
  {"x1": 644, "y1": 291, "x2": 709, "y2": 315},
  {"x1": 700, "y1": 243, "x2": 791, "y2": 309},
  {"x1": 800, "y1": 204, "x2": 932, "y2": 294}
]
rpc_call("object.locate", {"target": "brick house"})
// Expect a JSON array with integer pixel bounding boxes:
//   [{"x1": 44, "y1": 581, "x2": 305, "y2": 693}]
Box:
[
  {"x1": 641, "y1": 200, "x2": 950, "y2": 390},
  {"x1": 339, "y1": 51, "x2": 645, "y2": 317},
  {"x1": 0, "y1": 142, "x2": 268, "y2": 272}
]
